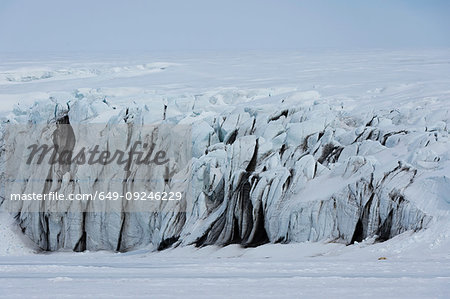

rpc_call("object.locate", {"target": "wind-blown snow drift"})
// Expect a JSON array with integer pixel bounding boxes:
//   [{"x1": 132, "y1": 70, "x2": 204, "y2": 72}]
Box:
[{"x1": 1, "y1": 86, "x2": 448, "y2": 252}]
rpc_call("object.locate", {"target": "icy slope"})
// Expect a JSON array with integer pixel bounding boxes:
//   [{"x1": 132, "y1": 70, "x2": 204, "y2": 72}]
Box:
[
  {"x1": 0, "y1": 51, "x2": 449, "y2": 252},
  {"x1": 0, "y1": 211, "x2": 37, "y2": 255}
]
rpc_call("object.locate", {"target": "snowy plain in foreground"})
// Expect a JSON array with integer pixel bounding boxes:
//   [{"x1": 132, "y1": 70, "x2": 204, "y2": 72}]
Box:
[
  {"x1": 0, "y1": 50, "x2": 449, "y2": 298},
  {"x1": 0, "y1": 210, "x2": 449, "y2": 298}
]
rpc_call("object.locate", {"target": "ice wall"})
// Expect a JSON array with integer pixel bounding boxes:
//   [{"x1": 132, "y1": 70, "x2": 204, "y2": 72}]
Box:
[{"x1": 1, "y1": 91, "x2": 448, "y2": 251}]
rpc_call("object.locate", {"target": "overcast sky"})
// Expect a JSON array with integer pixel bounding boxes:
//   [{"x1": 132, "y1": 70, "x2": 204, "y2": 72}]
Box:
[{"x1": 0, "y1": 0, "x2": 449, "y2": 52}]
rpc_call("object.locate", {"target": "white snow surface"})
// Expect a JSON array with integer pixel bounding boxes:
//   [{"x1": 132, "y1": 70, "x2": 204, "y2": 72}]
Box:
[
  {"x1": 0, "y1": 50, "x2": 449, "y2": 297},
  {"x1": 0, "y1": 231, "x2": 448, "y2": 298}
]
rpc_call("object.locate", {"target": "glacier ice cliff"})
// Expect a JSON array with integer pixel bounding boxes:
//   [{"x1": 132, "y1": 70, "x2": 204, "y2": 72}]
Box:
[{"x1": 1, "y1": 91, "x2": 448, "y2": 252}]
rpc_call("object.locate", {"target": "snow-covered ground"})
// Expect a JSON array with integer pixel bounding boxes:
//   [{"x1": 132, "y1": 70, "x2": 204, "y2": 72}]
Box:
[
  {"x1": 0, "y1": 50, "x2": 449, "y2": 297},
  {"x1": 0, "y1": 229, "x2": 448, "y2": 298},
  {"x1": 1, "y1": 50, "x2": 449, "y2": 116}
]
